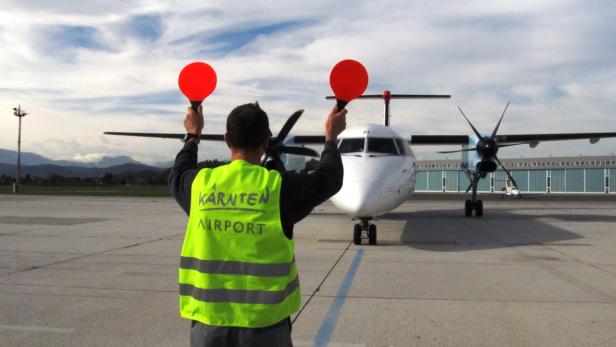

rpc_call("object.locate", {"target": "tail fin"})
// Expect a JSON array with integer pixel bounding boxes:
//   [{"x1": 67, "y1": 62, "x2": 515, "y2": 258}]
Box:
[{"x1": 327, "y1": 91, "x2": 450, "y2": 126}]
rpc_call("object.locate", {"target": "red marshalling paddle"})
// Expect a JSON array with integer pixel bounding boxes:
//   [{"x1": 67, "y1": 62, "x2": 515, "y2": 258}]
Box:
[
  {"x1": 329, "y1": 59, "x2": 369, "y2": 111},
  {"x1": 178, "y1": 62, "x2": 217, "y2": 112}
]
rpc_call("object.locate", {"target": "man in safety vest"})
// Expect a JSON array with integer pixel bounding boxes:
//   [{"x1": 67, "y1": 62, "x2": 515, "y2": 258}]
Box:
[{"x1": 169, "y1": 102, "x2": 346, "y2": 346}]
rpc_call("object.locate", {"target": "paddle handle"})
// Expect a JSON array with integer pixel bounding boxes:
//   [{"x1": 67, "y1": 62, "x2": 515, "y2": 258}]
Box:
[
  {"x1": 190, "y1": 100, "x2": 202, "y2": 114},
  {"x1": 336, "y1": 99, "x2": 348, "y2": 112}
]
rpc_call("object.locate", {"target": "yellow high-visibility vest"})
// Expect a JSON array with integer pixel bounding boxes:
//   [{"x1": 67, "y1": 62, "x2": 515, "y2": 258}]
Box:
[{"x1": 178, "y1": 159, "x2": 300, "y2": 328}]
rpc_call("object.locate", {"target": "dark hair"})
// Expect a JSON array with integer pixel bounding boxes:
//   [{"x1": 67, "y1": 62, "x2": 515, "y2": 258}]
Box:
[{"x1": 226, "y1": 102, "x2": 271, "y2": 150}]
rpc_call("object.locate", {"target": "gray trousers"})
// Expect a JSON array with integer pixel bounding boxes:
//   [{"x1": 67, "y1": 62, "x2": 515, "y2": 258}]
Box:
[{"x1": 190, "y1": 318, "x2": 293, "y2": 347}]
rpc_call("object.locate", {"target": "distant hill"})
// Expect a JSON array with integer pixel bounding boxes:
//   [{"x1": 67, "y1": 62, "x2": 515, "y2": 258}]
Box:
[
  {"x1": 0, "y1": 162, "x2": 164, "y2": 178},
  {"x1": 150, "y1": 160, "x2": 175, "y2": 168},
  {"x1": 0, "y1": 147, "x2": 146, "y2": 168},
  {"x1": 0, "y1": 148, "x2": 61, "y2": 166}
]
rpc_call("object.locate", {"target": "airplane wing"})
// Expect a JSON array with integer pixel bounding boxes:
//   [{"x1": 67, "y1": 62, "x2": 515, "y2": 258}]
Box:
[
  {"x1": 104, "y1": 132, "x2": 225, "y2": 141},
  {"x1": 409, "y1": 132, "x2": 616, "y2": 146},
  {"x1": 104, "y1": 132, "x2": 329, "y2": 144},
  {"x1": 104, "y1": 110, "x2": 326, "y2": 162},
  {"x1": 494, "y1": 132, "x2": 616, "y2": 144},
  {"x1": 409, "y1": 135, "x2": 468, "y2": 145},
  {"x1": 107, "y1": 130, "x2": 616, "y2": 149},
  {"x1": 294, "y1": 135, "x2": 326, "y2": 144}
]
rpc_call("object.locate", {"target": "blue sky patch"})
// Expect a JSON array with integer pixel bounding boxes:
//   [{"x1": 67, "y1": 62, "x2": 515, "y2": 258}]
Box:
[
  {"x1": 46, "y1": 25, "x2": 107, "y2": 50},
  {"x1": 208, "y1": 21, "x2": 300, "y2": 50},
  {"x1": 172, "y1": 20, "x2": 307, "y2": 56},
  {"x1": 129, "y1": 15, "x2": 163, "y2": 41}
]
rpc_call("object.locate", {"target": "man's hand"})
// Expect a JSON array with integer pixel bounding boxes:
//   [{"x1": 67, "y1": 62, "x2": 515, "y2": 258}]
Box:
[
  {"x1": 325, "y1": 107, "x2": 347, "y2": 142},
  {"x1": 184, "y1": 105, "x2": 204, "y2": 135}
]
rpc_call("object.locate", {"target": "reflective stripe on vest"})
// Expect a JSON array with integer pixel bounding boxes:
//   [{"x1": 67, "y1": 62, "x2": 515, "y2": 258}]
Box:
[
  {"x1": 180, "y1": 256, "x2": 294, "y2": 277},
  {"x1": 179, "y1": 276, "x2": 299, "y2": 304},
  {"x1": 178, "y1": 160, "x2": 300, "y2": 328}
]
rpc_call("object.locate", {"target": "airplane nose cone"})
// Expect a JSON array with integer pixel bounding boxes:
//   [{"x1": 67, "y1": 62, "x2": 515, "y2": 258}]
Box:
[{"x1": 332, "y1": 179, "x2": 384, "y2": 216}]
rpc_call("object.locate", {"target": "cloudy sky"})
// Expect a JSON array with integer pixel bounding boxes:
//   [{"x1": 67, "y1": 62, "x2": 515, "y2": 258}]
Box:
[{"x1": 1, "y1": 0, "x2": 615, "y2": 163}]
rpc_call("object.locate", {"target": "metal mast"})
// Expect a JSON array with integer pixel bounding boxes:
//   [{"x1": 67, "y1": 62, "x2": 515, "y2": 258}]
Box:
[{"x1": 13, "y1": 105, "x2": 27, "y2": 193}]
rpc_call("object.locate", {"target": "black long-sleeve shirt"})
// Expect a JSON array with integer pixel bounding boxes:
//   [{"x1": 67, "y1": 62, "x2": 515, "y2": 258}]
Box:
[{"x1": 168, "y1": 141, "x2": 343, "y2": 239}]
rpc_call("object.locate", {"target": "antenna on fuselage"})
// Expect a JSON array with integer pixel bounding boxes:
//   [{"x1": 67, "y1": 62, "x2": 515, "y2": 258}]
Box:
[{"x1": 328, "y1": 91, "x2": 451, "y2": 127}]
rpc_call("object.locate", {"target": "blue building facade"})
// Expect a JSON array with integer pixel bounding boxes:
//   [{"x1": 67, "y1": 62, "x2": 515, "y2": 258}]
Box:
[{"x1": 414, "y1": 155, "x2": 616, "y2": 193}]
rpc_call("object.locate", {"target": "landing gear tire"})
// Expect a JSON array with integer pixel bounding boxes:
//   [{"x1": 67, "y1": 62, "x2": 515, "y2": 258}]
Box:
[
  {"x1": 368, "y1": 224, "x2": 377, "y2": 245},
  {"x1": 464, "y1": 200, "x2": 472, "y2": 217},
  {"x1": 474, "y1": 200, "x2": 483, "y2": 217},
  {"x1": 353, "y1": 224, "x2": 362, "y2": 245}
]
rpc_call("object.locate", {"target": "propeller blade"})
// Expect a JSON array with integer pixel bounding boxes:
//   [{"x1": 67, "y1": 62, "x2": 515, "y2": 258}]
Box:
[
  {"x1": 490, "y1": 101, "x2": 510, "y2": 138},
  {"x1": 274, "y1": 109, "x2": 304, "y2": 145},
  {"x1": 263, "y1": 155, "x2": 287, "y2": 172},
  {"x1": 458, "y1": 106, "x2": 483, "y2": 140},
  {"x1": 494, "y1": 156, "x2": 520, "y2": 190},
  {"x1": 280, "y1": 146, "x2": 319, "y2": 157},
  {"x1": 437, "y1": 148, "x2": 477, "y2": 154}
]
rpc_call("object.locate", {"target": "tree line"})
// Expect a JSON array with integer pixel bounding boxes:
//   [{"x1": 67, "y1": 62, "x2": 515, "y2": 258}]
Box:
[{"x1": 0, "y1": 159, "x2": 229, "y2": 186}]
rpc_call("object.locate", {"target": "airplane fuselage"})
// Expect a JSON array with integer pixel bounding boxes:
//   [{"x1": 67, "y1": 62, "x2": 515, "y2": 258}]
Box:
[{"x1": 329, "y1": 124, "x2": 416, "y2": 218}]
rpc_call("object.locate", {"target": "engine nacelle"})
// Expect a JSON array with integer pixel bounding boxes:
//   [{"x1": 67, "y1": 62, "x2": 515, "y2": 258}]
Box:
[
  {"x1": 464, "y1": 140, "x2": 498, "y2": 174},
  {"x1": 476, "y1": 160, "x2": 497, "y2": 172}
]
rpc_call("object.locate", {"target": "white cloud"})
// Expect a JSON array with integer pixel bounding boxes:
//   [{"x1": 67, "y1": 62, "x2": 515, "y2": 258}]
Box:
[
  {"x1": 72, "y1": 152, "x2": 108, "y2": 163},
  {"x1": 0, "y1": 0, "x2": 615, "y2": 163}
]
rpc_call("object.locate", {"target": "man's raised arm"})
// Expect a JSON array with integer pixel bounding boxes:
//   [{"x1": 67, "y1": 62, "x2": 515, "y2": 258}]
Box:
[{"x1": 168, "y1": 105, "x2": 204, "y2": 215}]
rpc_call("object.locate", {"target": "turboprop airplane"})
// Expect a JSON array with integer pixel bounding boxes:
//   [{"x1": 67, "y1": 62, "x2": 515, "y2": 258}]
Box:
[
  {"x1": 106, "y1": 91, "x2": 447, "y2": 245},
  {"x1": 415, "y1": 101, "x2": 616, "y2": 218},
  {"x1": 105, "y1": 91, "x2": 616, "y2": 245}
]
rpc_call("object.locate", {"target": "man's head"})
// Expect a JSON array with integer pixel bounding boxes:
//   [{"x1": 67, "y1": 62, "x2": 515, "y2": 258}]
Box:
[{"x1": 225, "y1": 102, "x2": 271, "y2": 153}]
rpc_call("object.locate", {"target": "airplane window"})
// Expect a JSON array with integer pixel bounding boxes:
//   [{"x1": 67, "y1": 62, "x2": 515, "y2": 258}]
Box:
[
  {"x1": 338, "y1": 138, "x2": 365, "y2": 153},
  {"x1": 395, "y1": 138, "x2": 407, "y2": 154},
  {"x1": 367, "y1": 138, "x2": 398, "y2": 155}
]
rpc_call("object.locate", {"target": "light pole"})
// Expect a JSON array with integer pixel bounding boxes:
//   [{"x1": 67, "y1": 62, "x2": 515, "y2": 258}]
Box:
[{"x1": 13, "y1": 105, "x2": 27, "y2": 193}]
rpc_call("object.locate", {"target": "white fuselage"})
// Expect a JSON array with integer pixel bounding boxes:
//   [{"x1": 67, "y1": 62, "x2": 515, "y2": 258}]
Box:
[{"x1": 329, "y1": 124, "x2": 416, "y2": 218}]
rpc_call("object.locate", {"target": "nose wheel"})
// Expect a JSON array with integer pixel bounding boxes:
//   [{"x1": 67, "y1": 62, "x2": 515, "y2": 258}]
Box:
[
  {"x1": 353, "y1": 218, "x2": 377, "y2": 245},
  {"x1": 353, "y1": 224, "x2": 362, "y2": 245},
  {"x1": 464, "y1": 199, "x2": 483, "y2": 217}
]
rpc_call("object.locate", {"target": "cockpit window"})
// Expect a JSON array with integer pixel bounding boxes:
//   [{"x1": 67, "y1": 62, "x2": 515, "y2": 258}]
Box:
[
  {"x1": 395, "y1": 138, "x2": 407, "y2": 154},
  {"x1": 367, "y1": 138, "x2": 398, "y2": 154},
  {"x1": 338, "y1": 138, "x2": 365, "y2": 153}
]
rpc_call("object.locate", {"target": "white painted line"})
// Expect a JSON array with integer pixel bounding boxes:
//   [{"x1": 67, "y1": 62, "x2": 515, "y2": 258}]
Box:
[{"x1": 0, "y1": 324, "x2": 74, "y2": 334}]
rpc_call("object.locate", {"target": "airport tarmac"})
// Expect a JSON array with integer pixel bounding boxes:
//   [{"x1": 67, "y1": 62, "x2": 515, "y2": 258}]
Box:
[{"x1": 1, "y1": 194, "x2": 616, "y2": 346}]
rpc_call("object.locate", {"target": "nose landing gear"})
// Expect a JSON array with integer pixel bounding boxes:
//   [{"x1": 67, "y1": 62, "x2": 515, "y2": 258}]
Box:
[
  {"x1": 353, "y1": 217, "x2": 377, "y2": 245},
  {"x1": 464, "y1": 199, "x2": 483, "y2": 217}
]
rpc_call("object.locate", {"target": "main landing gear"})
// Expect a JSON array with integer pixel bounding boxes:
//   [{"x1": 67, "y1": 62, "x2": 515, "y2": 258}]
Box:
[
  {"x1": 464, "y1": 175, "x2": 484, "y2": 218},
  {"x1": 353, "y1": 217, "x2": 377, "y2": 245}
]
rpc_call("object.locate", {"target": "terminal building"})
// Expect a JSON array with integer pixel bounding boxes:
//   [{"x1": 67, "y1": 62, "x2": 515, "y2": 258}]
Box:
[{"x1": 414, "y1": 155, "x2": 616, "y2": 194}]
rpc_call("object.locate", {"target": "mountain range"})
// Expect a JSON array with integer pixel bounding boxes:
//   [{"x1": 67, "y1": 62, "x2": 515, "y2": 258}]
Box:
[
  {"x1": 0, "y1": 148, "x2": 168, "y2": 178},
  {"x1": 0, "y1": 148, "x2": 148, "y2": 168}
]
